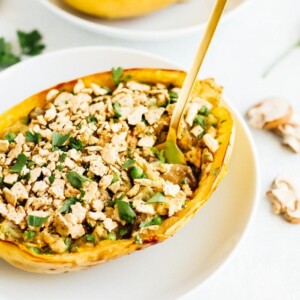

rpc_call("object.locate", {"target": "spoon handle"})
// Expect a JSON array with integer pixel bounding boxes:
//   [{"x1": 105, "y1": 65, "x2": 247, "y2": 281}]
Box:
[{"x1": 167, "y1": 0, "x2": 227, "y2": 138}]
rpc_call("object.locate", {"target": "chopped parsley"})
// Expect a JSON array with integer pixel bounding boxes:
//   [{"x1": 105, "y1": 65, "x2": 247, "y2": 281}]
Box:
[
  {"x1": 150, "y1": 147, "x2": 165, "y2": 163},
  {"x1": 21, "y1": 172, "x2": 30, "y2": 181},
  {"x1": 122, "y1": 159, "x2": 136, "y2": 169},
  {"x1": 106, "y1": 232, "x2": 117, "y2": 240},
  {"x1": 27, "y1": 246, "x2": 41, "y2": 254},
  {"x1": 181, "y1": 177, "x2": 188, "y2": 185},
  {"x1": 198, "y1": 131, "x2": 205, "y2": 140},
  {"x1": 134, "y1": 234, "x2": 143, "y2": 245},
  {"x1": 111, "y1": 67, "x2": 124, "y2": 86},
  {"x1": 57, "y1": 165, "x2": 64, "y2": 171},
  {"x1": 86, "y1": 116, "x2": 97, "y2": 123},
  {"x1": 22, "y1": 116, "x2": 31, "y2": 125},
  {"x1": 27, "y1": 160, "x2": 35, "y2": 168},
  {"x1": 117, "y1": 199, "x2": 136, "y2": 225},
  {"x1": 140, "y1": 216, "x2": 163, "y2": 228},
  {"x1": 66, "y1": 171, "x2": 90, "y2": 189},
  {"x1": 69, "y1": 137, "x2": 83, "y2": 151},
  {"x1": 112, "y1": 102, "x2": 122, "y2": 118},
  {"x1": 119, "y1": 228, "x2": 129, "y2": 237},
  {"x1": 4, "y1": 132, "x2": 16, "y2": 143},
  {"x1": 111, "y1": 66, "x2": 132, "y2": 86},
  {"x1": 84, "y1": 234, "x2": 97, "y2": 243},
  {"x1": 168, "y1": 90, "x2": 178, "y2": 103},
  {"x1": 59, "y1": 198, "x2": 78, "y2": 213},
  {"x1": 11, "y1": 153, "x2": 28, "y2": 173},
  {"x1": 25, "y1": 131, "x2": 41, "y2": 143},
  {"x1": 24, "y1": 230, "x2": 36, "y2": 241},
  {"x1": 49, "y1": 175, "x2": 55, "y2": 185},
  {"x1": 59, "y1": 153, "x2": 67, "y2": 163},
  {"x1": 193, "y1": 115, "x2": 206, "y2": 128},
  {"x1": 28, "y1": 215, "x2": 48, "y2": 227},
  {"x1": 52, "y1": 132, "x2": 70, "y2": 150},
  {"x1": 212, "y1": 167, "x2": 220, "y2": 176},
  {"x1": 112, "y1": 173, "x2": 119, "y2": 183},
  {"x1": 147, "y1": 192, "x2": 166, "y2": 204},
  {"x1": 103, "y1": 86, "x2": 111, "y2": 94},
  {"x1": 199, "y1": 106, "x2": 210, "y2": 116}
]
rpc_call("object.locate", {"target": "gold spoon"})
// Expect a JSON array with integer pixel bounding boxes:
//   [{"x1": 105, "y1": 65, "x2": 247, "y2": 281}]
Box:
[{"x1": 160, "y1": 0, "x2": 228, "y2": 164}]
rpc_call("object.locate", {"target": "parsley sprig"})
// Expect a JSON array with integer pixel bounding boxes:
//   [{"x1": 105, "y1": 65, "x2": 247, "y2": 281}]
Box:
[
  {"x1": 150, "y1": 147, "x2": 165, "y2": 163},
  {"x1": 66, "y1": 171, "x2": 91, "y2": 189},
  {"x1": 0, "y1": 29, "x2": 45, "y2": 69},
  {"x1": 25, "y1": 131, "x2": 41, "y2": 144},
  {"x1": 0, "y1": 38, "x2": 20, "y2": 67},
  {"x1": 10, "y1": 153, "x2": 28, "y2": 173},
  {"x1": 117, "y1": 199, "x2": 136, "y2": 225},
  {"x1": 111, "y1": 67, "x2": 131, "y2": 86},
  {"x1": 17, "y1": 30, "x2": 45, "y2": 56}
]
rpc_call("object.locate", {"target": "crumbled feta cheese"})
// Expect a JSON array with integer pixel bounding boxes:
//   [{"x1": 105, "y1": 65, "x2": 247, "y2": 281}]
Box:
[
  {"x1": 91, "y1": 83, "x2": 108, "y2": 96},
  {"x1": 82, "y1": 181, "x2": 99, "y2": 203},
  {"x1": 4, "y1": 173, "x2": 18, "y2": 185},
  {"x1": 163, "y1": 181, "x2": 180, "y2": 197},
  {"x1": 127, "y1": 106, "x2": 148, "y2": 125},
  {"x1": 103, "y1": 218, "x2": 118, "y2": 232},
  {"x1": 203, "y1": 133, "x2": 219, "y2": 153},
  {"x1": 138, "y1": 136, "x2": 155, "y2": 147},
  {"x1": 32, "y1": 181, "x2": 48, "y2": 194},
  {"x1": 99, "y1": 175, "x2": 113, "y2": 190},
  {"x1": 144, "y1": 107, "x2": 165, "y2": 125},
  {"x1": 87, "y1": 211, "x2": 106, "y2": 221},
  {"x1": 46, "y1": 89, "x2": 59, "y2": 102},
  {"x1": 29, "y1": 168, "x2": 42, "y2": 184},
  {"x1": 133, "y1": 200, "x2": 156, "y2": 215},
  {"x1": 70, "y1": 202, "x2": 86, "y2": 224},
  {"x1": 89, "y1": 158, "x2": 109, "y2": 177},
  {"x1": 0, "y1": 140, "x2": 9, "y2": 153},
  {"x1": 101, "y1": 145, "x2": 119, "y2": 165},
  {"x1": 185, "y1": 103, "x2": 201, "y2": 127},
  {"x1": 49, "y1": 179, "x2": 65, "y2": 200}
]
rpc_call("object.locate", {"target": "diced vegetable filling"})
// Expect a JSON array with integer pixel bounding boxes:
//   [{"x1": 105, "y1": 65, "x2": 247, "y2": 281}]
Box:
[{"x1": 0, "y1": 69, "x2": 221, "y2": 254}]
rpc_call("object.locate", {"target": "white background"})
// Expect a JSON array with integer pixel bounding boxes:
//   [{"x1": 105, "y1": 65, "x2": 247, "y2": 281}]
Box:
[{"x1": 1, "y1": 0, "x2": 300, "y2": 299}]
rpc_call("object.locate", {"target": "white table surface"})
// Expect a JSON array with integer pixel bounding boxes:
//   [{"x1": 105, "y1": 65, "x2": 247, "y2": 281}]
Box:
[{"x1": 1, "y1": 0, "x2": 300, "y2": 299}]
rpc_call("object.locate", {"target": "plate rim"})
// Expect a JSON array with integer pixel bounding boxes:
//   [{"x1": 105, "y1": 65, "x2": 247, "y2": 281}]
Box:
[
  {"x1": 184, "y1": 98, "x2": 261, "y2": 298},
  {"x1": 0, "y1": 46, "x2": 260, "y2": 299},
  {"x1": 37, "y1": 0, "x2": 252, "y2": 40}
]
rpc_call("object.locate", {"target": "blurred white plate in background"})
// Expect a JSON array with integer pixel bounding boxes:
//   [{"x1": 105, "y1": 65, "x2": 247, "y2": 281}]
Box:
[{"x1": 38, "y1": 0, "x2": 250, "y2": 40}]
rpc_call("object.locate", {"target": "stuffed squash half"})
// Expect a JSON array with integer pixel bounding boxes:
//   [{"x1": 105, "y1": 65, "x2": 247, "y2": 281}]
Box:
[{"x1": 0, "y1": 68, "x2": 234, "y2": 273}]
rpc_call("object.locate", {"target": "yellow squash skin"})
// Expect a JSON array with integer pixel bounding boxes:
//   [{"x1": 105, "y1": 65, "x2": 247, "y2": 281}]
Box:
[
  {"x1": 0, "y1": 69, "x2": 234, "y2": 273},
  {"x1": 63, "y1": 0, "x2": 180, "y2": 19}
]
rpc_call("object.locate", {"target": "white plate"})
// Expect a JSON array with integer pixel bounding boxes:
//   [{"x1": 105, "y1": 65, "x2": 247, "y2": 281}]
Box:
[
  {"x1": 0, "y1": 46, "x2": 259, "y2": 300},
  {"x1": 38, "y1": 0, "x2": 250, "y2": 41}
]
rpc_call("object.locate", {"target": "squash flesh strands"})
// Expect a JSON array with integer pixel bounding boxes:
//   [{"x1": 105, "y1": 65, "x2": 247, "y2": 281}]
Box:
[{"x1": 0, "y1": 69, "x2": 234, "y2": 273}]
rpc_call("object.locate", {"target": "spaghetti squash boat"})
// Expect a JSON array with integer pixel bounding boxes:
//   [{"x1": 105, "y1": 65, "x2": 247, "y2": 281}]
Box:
[{"x1": 0, "y1": 68, "x2": 234, "y2": 273}]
